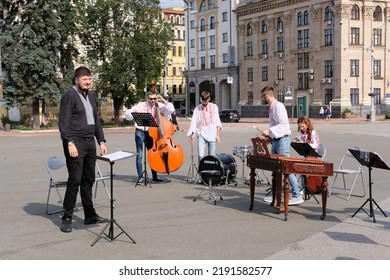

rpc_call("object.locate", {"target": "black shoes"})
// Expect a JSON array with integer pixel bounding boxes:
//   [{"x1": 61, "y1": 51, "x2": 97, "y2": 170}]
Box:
[
  {"x1": 60, "y1": 219, "x2": 72, "y2": 233},
  {"x1": 84, "y1": 214, "x2": 109, "y2": 225},
  {"x1": 152, "y1": 177, "x2": 164, "y2": 183}
]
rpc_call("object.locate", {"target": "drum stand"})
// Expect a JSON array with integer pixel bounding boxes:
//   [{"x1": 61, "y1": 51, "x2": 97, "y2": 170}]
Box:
[
  {"x1": 193, "y1": 170, "x2": 223, "y2": 205},
  {"x1": 186, "y1": 139, "x2": 198, "y2": 184},
  {"x1": 236, "y1": 155, "x2": 249, "y2": 185}
]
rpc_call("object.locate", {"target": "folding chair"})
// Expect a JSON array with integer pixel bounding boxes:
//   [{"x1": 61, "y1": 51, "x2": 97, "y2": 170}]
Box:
[
  {"x1": 46, "y1": 157, "x2": 67, "y2": 215},
  {"x1": 328, "y1": 148, "x2": 365, "y2": 200},
  {"x1": 93, "y1": 162, "x2": 111, "y2": 203}
]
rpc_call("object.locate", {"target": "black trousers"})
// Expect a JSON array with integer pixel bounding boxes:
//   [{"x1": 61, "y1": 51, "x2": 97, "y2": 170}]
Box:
[{"x1": 62, "y1": 138, "x2": 97, "y2": 220}]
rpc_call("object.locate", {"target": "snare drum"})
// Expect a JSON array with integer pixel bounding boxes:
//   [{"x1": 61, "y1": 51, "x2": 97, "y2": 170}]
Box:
[
  {"x1": 233, "y1": 145, "x2": 254, "y2": 157},
  {"x1": 199, "y1": 153, "x2": 237, "y2": 186}
]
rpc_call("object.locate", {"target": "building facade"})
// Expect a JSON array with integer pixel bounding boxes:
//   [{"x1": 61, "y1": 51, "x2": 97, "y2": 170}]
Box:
[
  {"x1": 162, "y1": 7, "x2": 187, "y2": 115},
  {"x1": 184, "y1": 0, "x2": 240, "y2": 116},
  {"x1": 235, "y1": 0, "x2": 390, "y2": 118}
]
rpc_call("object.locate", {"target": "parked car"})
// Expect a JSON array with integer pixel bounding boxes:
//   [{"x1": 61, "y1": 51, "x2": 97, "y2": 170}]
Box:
[{"x1": 219, "y1": 109, "x2": 240, "y2": 123}]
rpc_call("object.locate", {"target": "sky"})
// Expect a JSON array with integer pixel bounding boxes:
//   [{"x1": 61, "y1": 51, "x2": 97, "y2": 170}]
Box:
[{"x1": 160, "y1": 0, "x2": 185, "y2": 8}]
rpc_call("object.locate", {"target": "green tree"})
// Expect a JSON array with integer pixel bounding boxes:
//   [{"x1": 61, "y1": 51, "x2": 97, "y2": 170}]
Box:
[
  {"x1": 0, "y1": 0, "x2": 77, "y2": 127},
  {"x1": 75, "y1": 0, "x2": 174, "y2": 123}
]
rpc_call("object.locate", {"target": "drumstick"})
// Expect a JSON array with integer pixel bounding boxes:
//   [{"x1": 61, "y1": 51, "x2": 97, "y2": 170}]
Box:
[{"x1": 253, "y1": 125, "x2": 262, "y2": 133}]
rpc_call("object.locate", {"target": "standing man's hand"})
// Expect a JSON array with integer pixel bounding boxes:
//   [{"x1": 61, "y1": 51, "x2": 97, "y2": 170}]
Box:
[{"x1": 100, "y1": 143, "x2": 107, "y2": 156}]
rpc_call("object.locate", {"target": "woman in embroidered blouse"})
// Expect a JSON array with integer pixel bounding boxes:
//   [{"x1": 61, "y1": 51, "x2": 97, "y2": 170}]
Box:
[
  {"x1": 296, "y1": 116, "x2": 320, "y2": 151},
  {"x1": 187, "y1": 91, "x2": 222, "y2": 163}
]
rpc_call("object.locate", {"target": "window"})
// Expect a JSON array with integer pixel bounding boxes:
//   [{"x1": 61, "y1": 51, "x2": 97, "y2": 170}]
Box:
[
  {"x1": 350, "y1": 59, "x2": 359, "y2": 77},
  {"x1": 200, "y1": 0, "x2": 206, "y2": 12},
  {"x1": 222, "y1": 32, "x2": 228, "y2": 42},
  {"x1": 277, "y1": 36, "x2": 284, "y2": 52},
  {"x1": 173, "y1": 84, "x2": 177, "y2": 94},
  {"x1": 200, "y1": 18, "x2": 205, "y2": 31},
  {"x1": 190, "y1": 58, "x2": 195, "y2": 67},
  {"x1": 208, "y1": 0, "x2": 214, "y2": 9},
  {"x1": 297, "y1": 29, "x2": 309, "y2": 48},
  {"x1": 350, "y1": 28, "x2": 360, "y2": 45},
  {"x1": 350, "y1": 88, "x2": 359, "y2": 105},
  {"x1": 277, "y1": 90, "x2": 284, "y2": 103},
  {"x1": 177, "y1": 30, "x2": 181, "y2": 39},
  {"x1": 179, "y1": 84, "x2": 183, "y2": 94},
  {"x1": 325, "y1": 60, "x2": 333, "y2": 77},
  {"x1": 222, "y1": 53, "x2": 228, "y2": 63},
  {"x1": 303, "y1": 10, "x2": 309, "y2": 25},
  {"x1": 373, "y1": 88, "x2": 381, "y2": 104},
  {"x1": 200, "y1": 56, "x2": 206, "y2": 70},
  {"x1": 297, "y1": 12, "x2": 303, "y2": 26},
  {"x1": 262, "y1": 39, "x2": 268, "y2": 54},
  {"x1": 247, "y1": 67, "x2": 253, "y2": 82},
  {"x1": 277, "y1": 17, "x2": 283, "y2": 32},
  {"x1": 222, "y1": 12, "x2": 228, "y2": 22},
  {"x1": 210, "y1": 55, "x2": 215, "y2": 69},
  {"x1": 248, "y1": 91, "x2": 253, "y2": 105},
  {"x1": 351, "y1": 4, "x2": 360, "y2": 20},
  {"x1": 172, "y1": 46, "x2": 176, "y2": 56},
  {"x1": 325, "y1": 88, "x2": 333, "y2": 104},
  {"x1": 277, "y1": 64, "x2": 284, "y2": 80},
  {"x1": 325, "y1": 6, "x2": 333, "y2": 22},
  {"x1": 190, "y1": 39, "x2": 195, "y2": 48},
  {"x1": 210, "y1": 16, "x2": 215, "y2": 30},
  {"x1": 190, "y1": 20, "x2": 195, "y2": 29},
  {"x1": 261, "y1": 20, "x2": 267, "y2": 33},
  {"x1": 297, "y1": 53, "x2": 309, "y2": 69},
  {"x1": 173, "y1": 67, "x2": 176, "y2": 76},
  {"x1": 178, "y1": 46, "x2": 182, "y2": 57},
  {"x1": 247, "y1": 41, "x2": 253, "y2": 56},
  {"x1": 325, "y1": 28, "x2": 333, "y2": 46},
  {"x1": 298, "y1": 72, "x2": 309, "y2": 89},
  {"x1": 373, "y1": 60, "x2": 381, "y2": 77},
  {"x1": 200, "y1": 37, "x2": 205, "y2": 51},
  {"x1": 373, "y1": 28, "x2": 382, "y2": 46},
  {"x1": 247, "y1": 23, "x2": 253, "y2": 35},
  {"x1": 209, "y1": 35, "x2": 216, "y2": 49},
  {"x1": 373, "y1": 6, "x2": 382, "y2": 21},
  {"x1": 262, "y1": 66, "x2": 268, "y2": 81}
]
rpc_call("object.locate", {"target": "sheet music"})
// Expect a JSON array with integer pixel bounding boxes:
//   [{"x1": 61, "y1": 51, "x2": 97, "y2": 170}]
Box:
[{"x1": 98, "y1": 150, "x2": 136, "y2": 162}]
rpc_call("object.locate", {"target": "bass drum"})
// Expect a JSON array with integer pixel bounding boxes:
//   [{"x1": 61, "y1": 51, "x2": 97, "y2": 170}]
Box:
[{"x1": 199, "y1": 153, "x2": 237, "y2": 186}]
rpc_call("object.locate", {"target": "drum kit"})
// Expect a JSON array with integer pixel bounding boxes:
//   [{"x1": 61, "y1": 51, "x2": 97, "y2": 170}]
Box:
[{"x1": 186, "y1": 138, "x2": 269, "y2": 187}]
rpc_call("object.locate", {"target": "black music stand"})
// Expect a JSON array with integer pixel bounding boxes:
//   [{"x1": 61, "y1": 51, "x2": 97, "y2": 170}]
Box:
[
  {"x1": 131, "y1": 112, "x2": 158, "y2": 187},
  {"x1": 349, "y1": 148, "x2": 389, "y2": 223},
  {"x1": 92, "y1": 151, "x2": 136, "y2": 246},
  {"x1": 291, "y1": 142, "x2": 321, "y2": 203}
]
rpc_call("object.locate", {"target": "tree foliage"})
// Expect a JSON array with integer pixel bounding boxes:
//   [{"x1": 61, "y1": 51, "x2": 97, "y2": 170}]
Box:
[
  {"x1": 0, "y1": 0, "x2": 78, "y2": 108},
  {"x1": 75, "y1": 0, "x2": 174, "y2": 122}
]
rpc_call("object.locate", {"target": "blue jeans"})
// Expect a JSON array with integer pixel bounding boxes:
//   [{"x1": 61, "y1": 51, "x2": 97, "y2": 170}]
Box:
[
  {"x1": 271, "y1": 136, "x2": 300, "y2": 197},
  {"x1": 135, "y1": 129, "x2": 157, "y2": 179},
  {"x1": 197, "y1": 134, "x2": 216, "y2": 163}
]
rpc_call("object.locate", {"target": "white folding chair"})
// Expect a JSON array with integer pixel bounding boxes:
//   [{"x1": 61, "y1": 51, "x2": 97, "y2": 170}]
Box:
[
  {"x1": 93, "y1": 162, "x2": 111, "y2": 203},
  {"x1": 328, "y1": 148, "x2": 366, "y2": 200},
  {"x1": 46, "y1": 157, "x2": 67, "y2": 215},
  {"x1": 317, "y1": 144, "x2": 326, "y2": 159}
]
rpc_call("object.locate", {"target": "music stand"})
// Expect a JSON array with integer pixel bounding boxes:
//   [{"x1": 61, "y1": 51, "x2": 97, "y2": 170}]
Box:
[
  {"x1": 131, "y1": 112, "x2": 158, "y2": 187},
  {"x1": 291, "y1": 142, "x2": 321, "y2": 203},
  {"x1": 349, "y1": 148, "x2": 389, "y2": 223},
  {"x1": 92, "y1": 151, "x2": 136, "y2": 246}
]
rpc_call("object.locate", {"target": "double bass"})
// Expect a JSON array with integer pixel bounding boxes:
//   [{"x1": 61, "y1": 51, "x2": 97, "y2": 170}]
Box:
[{"x1": 147, "y1": 83, "x2": 184, "y2": 174}]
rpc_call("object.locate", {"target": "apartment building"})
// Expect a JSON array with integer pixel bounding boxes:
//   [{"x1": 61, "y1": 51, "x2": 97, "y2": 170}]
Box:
[
  {"x1": 235, "y1": 0, "x2": 390, "y2": 118},
  {"x1": 184, "y1": 0, "x2": 240, "y2": 116},
  {"x1": 162, "y1": 7, "x2": 187, "y2": 114}
]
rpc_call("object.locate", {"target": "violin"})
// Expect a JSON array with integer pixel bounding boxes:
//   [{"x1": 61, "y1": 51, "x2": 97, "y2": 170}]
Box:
[{"x1": 147, "y1": 82, "x2": 184, "y2": 174}]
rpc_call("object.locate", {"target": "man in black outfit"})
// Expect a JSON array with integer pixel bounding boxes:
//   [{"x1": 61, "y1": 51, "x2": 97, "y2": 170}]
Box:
[{"x1": 58, "y1": 66, "x2": 108, "y2": 233}]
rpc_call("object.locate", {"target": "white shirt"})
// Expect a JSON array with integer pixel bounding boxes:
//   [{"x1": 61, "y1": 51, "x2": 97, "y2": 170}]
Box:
[
  {"x1": 268, "y1": 99, "x2": 291, "y2": 139},
  {"x1": 125, "y1": 101, "x2": 174, "y2": 130},
  {"x1": 187, "y1": 103, "x2": 222, "y2": 142}
]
